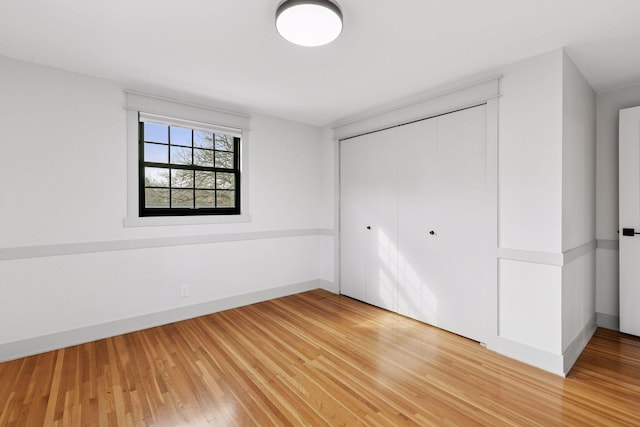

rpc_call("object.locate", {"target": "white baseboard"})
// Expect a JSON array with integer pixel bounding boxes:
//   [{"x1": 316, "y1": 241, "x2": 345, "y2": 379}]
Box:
[
  {"x1": 0, "y1": 279, "x2": 336, "y2": 363},
  {"x1": 489, "y1": 315, "x2": 598, "y2": 377},
  {"x1": 596, "y1": 312, "x2": 620, "y2": 331},
  {"x1": 562, "y1": 314, "x2": 597, "y2": 375},
  {"x1": 488, "y1": 337, "x2": 565, "y2": 376},
  {"x1": 320, "y1": 279, "x2": 339, "y2": 294}
]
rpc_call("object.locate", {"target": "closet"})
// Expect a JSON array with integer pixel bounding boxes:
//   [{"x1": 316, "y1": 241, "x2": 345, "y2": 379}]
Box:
[{"x1": 340, "y1": 105, "x2": 491, "y2": 343}]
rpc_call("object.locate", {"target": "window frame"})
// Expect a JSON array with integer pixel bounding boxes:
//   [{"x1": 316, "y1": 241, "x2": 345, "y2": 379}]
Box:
[
  {"x1": 124, "y1": 91, "x2": 251, "y2": 227},
  {"x1": 137, "y1": 115, "x2": 241, "y2": 217}
]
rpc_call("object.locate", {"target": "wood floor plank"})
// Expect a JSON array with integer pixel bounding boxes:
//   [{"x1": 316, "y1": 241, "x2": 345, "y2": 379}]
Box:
[{"x1": 2, "y1": 289, "x2": 640, "y2": 426}]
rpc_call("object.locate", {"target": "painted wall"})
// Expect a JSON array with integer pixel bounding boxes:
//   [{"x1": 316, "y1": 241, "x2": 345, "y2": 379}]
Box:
[
  {"x1": 0, "y1": 56, "x2": 334, "y2": 360},
  {"x1": 318, "y1": 126, "x2": 337, "y2": 283},
  {"x1": 562, "y1": 53, "x2": 596, "y2": 253},
  {"x1": 595, "y1": 83, "x2": 640, "y2": 328},
  {"x1": 495, "y1": 49, "x2": 597, "y2": 374},
  {"x1": 498, "y1": 49, "x2": 563, "y2": 254},
  {"x1": 560, "y1": 52, "x2": 596, "y2": 354},
  {"x1": 497, "y1": 50, "x2": 565, "y2": 359}
]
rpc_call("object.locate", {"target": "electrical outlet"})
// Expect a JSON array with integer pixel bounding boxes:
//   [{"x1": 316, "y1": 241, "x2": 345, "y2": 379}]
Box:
[{"x1": 180, "y1": 285, "x2": 189, "y2": 298}]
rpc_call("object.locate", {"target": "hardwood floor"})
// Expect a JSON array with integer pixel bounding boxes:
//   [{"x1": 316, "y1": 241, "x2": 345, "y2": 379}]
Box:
[{"x1": 1, "y1": 290, "x2": 639, "y2": 426}]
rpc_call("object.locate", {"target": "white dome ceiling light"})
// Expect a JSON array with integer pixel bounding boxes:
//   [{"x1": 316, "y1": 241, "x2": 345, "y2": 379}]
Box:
[{"x1": 275, "y1": 0, "x2": 343, "y2": 47}]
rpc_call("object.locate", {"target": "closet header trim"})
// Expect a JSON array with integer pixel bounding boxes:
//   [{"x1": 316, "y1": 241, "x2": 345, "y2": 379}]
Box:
[{"x1": 333, "y1": 76, "x2": 501, "y2": 141}]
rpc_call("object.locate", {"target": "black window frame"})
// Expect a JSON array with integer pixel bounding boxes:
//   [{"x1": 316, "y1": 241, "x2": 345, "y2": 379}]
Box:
[{"x1": 138, "y1": 116, "x2": 241, "y2": 217}]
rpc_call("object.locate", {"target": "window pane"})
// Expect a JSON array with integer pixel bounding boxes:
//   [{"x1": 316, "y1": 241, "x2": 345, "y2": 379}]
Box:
[
  {"x1": 171, "y1": 189, "x2": 194, "y2": 208},
  {"x1": 170, "y1": 146, "x2": 192, "y2": 165},
  {"x1": 193, "y1": 148, "x2": 214, "y2": 167},
  {"x1": 170, "y1": 126, "x2": 192, "y2": 147},
  {"x1": 195, "y1": 190, "x2": 215, "y2": 208},
  {"x1": 216, "y1": 190, "x2": 235, "y2": 208},
  {"x1": 145, "y1": 167, "x2": 169, "y2": 187},
  {"x1": 144, "y1": 143, "x2": 168, "y2": 163},
  {"x1": 139, "y1": 117, "x2": 240, "y2": 216},
  {"x1": 215, "y1": 151, "x2": 234, "y2": 169},
  {"x1": 195, "y1": 171, "x2": 215, "y2": 189},
  {"x1": 215, "y1": 134, "x2": 234, "y2": 151},
  {"x1": 216, "y1": 173, "x2": 235, "y2": 189},
  {"x1": 171, "y1": 169, "x2": 194, "y2": 188},
  {"x1": 145, "y1": 188, "x2": 170, "y2": 208},
  {"x1": 194, "y1": 131, "x2": 214, "y2": 149},
  {"x1": 144, "y1": 123, "x2": 168, "y2": 143}
]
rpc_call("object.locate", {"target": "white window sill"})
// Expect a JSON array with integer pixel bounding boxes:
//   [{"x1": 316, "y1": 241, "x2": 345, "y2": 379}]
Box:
[{"x1": 123, "y1": 214, "x2": 252, "y2": 227}]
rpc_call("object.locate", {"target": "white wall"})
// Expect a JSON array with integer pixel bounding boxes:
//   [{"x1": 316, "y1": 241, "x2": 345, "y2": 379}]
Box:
[
  {"x1": 0, "y1": 57, "x2": 328, "y2": 244},
  {"x1": 497, "y1": 50, "x2": 565, "y2": 361},
  {"x1": 595, "y1": 83, "x2": 640, "y2": 328},
  {"x1": 318, "y1": 126, "x2": 337, "y2": 283},
  {"x1": 495, "y1": 49, "x2": 596, "y2": 375},
  {"x1": 499, "y1": 49, "x2": 563, "y2": 254},
  {"x1": 560, "y1": 52, "x2": 596, "y2": 354},
  {"x1": 1, "y1": 238, "x2": 321, "y2": 343},
  {"x1": 498, "y1": 259, "x2": 562, "y2": 353},
  {"x1": 0, "y1": 56, "x2": 335, "y2": 360},
  {"x1": 562, "y1": 53, "x2": 596, "y2": 252}
]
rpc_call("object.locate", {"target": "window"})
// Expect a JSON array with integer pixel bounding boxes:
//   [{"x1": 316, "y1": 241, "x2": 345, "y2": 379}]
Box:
[
  {"x1": 138, "y1": 113, "x2": 241, "y2": 217},
  {"x1": 124, "y1": 92, "x2": 250, "y2": 226}
]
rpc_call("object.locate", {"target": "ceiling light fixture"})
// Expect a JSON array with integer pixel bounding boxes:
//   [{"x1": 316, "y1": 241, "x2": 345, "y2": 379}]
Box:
[{"x1": 275, "y1": 0, "x2": 343, "y2": 47}]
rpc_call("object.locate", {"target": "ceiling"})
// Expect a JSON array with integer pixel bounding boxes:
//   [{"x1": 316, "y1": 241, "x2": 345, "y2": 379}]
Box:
[{"x1": 1, "y1": 0, "x2": 640, "y2": 127}]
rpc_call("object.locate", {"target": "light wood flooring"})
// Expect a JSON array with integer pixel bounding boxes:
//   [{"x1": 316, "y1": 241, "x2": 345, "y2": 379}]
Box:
[{"x1": 1, "y1": 289, "x2": 639, "y2": 426}]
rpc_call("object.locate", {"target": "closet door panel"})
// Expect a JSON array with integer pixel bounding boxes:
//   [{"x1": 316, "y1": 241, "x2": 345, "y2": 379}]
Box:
[
  {"x1": 340, "y1": 135, "x2": 368, "y2": 301},
  {"x1": 340, "y1": 104, "x2": 491, "y2": 344},
  {"x1": 364, "y1": 129, "x2": 398, "y2": 312},
  {"x1": 435, "y1": 105, "x2": 488, "y2": 343},
  {"x1": 397, "y1": 119, "x2": 438, "y2": 324}
]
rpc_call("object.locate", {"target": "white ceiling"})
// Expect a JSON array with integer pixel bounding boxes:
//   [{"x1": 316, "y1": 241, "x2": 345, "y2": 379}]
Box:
[{"x1": 2, "y1": 0, "x2": 640, "y2": 126}]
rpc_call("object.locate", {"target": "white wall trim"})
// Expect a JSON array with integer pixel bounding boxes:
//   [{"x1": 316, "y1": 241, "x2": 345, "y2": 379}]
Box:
[
  {"x1": 498, "y1": 240, "x2": 596, "y2": 266},
  {"x1": 498, "y1": 247, "x2": 564, "y2": 266},
  {"x1": 562, "y1": 314, "x2": 597, "y2": 375},
  {"x1": 485, "y1": 98, "x2": 500, "y2": 351},
  {"x1": 124, "y1": 90, "x2": 251, "y2": 131},
  {"x1": 318, "y1": 228, "x2": 337, "y2": 237},
  {"x1": 596, "y1": 239, "x2": 619, "y2": 250},
  {"x1": 0, "y1": 228, "x2": 336, "y2": 261},
  {"x1": 597, "y1": 312, "x2": 620, "y2": 330},
  {"x1": 0, "y1": 279, "x2": 335, "y2": 363},
  {"x1": 488, "y1": 337, "x2": 565, "y2": 376},
  {"x1": 332, "y1": 77, "x2": 501, "y2": 141},
  {"x1": 471, "y1": 314, "x2": 596, "y2": 377},
  {"x1": 123, "y1": 213, "x2": 253, "y2": 227},
  {"x1": 563, "y1": 241, "x2": 597, "y2": 264}
]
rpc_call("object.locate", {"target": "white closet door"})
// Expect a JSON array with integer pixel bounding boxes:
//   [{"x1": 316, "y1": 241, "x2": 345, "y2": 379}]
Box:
[
  {"x1": 340, "y1": 105, "x2": 490, "y2": 343},
  {"x1": 340, "y1": 131, "x2": 398, "y2": 311},
  {"x1": 435, "y1": 106, "x2": 488, "y2": 343},
  {"x1": 364, "y1": 129, "x2": 398, "y2": 312},
  {"x1": 340, "y1": 135, "x2": 368, "y2": 302},
  {"x1": 397, "y1": 119, "x2": 439, "y2": 324},
  {"x1": 619, "y1": 106, "x2": 640, "y2": 337}
]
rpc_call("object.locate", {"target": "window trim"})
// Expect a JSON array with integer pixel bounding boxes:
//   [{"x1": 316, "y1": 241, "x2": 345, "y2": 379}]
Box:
[{"x1": 124, "y1": 91, "x2": 251, "y2": 227}]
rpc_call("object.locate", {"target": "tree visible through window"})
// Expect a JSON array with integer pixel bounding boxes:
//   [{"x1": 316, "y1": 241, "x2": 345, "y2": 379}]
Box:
[{"x1": 139, "y1": 117, "x2": 240, "y2": 216}]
